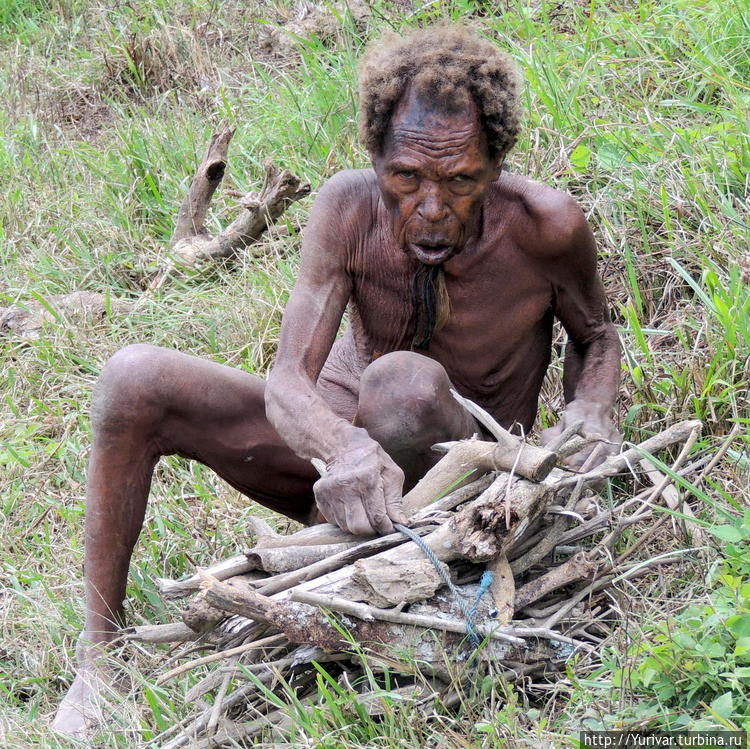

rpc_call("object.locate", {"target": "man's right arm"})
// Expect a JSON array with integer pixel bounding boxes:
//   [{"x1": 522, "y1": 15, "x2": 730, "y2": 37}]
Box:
[
  {"x1": 265, "y1": 173, "x2": 357, "y2": 462},
  {"x1": 264, "y1": 172, "x2": 406, "y2": 535}
]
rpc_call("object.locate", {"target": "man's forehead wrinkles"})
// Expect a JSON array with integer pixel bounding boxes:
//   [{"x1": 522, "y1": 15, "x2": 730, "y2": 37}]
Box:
[
  {"x1": 394, "y1": 123, "x2": 476, "y2": 138},
  {"x1": 392, "y1": 145, "x2": 470, "y2": 165},
  {"x1": 392, "y1": 125, "x2": 476, "y2": 145},
  {"x1": 390, "y1": 129, "x2": 480, "y2": 158}
]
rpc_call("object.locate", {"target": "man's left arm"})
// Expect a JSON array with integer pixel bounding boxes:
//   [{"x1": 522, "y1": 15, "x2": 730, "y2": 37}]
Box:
[{"x1": 541, "y1": 202, "x2": 621, "y2": 468}]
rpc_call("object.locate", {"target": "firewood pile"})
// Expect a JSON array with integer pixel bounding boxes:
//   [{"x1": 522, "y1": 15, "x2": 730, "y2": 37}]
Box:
[{"x1": 124, "y1": 395, "x2": 712, "y2": 748}]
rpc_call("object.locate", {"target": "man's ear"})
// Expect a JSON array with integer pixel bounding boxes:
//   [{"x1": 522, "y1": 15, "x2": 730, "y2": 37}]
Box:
[{"x1": 491, "y1": 158, "x2": 505, "y2": 180}]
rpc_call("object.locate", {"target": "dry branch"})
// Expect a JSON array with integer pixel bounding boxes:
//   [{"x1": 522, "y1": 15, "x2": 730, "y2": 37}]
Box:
[
  {"x1": 171, "y1": 126, "x2": 235, "y2": 243},
  {"x1": 152, "y1": 128, "x2": 310, "y2": 288},
  {"x1": 556, "y1": 420, "x2": 702, "y2": 488},
  {"x1": 246, "y1": 541, "x2": 362, "y2": 573},
  {"x1": 290, "y1": 589, "x2": 526, "y2": 646},
  {"x1": 137, "y1": 418, "x2": 708, "y2": 746},
  {"x1": 514, "y1": 552, "x2": 596, "y2": 610},
  {"x1": 403, "y1": 440, "x2": 555, "y2": 516}
]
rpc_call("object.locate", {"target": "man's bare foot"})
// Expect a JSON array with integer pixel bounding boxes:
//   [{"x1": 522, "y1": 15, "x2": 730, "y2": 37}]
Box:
[
  {"x1": 53, "y1": 639, "x2": 126, "y2": 741},
  {"x1": 52, "y1": 667, "x2": 111, "y2": 740}
]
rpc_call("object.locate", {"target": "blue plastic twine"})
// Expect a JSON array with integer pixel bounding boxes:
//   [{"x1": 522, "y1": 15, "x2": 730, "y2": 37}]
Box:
[{"x1": 394, "y1": 524, "x2": 493, "y2": 648}]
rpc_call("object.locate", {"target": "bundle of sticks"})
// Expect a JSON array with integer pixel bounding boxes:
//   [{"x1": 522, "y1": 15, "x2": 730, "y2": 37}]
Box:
[{"x1": 123, "y1": 396, "x2": 717, "y2": 748}]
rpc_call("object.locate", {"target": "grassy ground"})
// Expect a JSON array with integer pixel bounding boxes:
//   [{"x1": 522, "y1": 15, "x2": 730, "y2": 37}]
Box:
[{"x1": 0, "y1": 0, "x2": 748, "y2": 746}]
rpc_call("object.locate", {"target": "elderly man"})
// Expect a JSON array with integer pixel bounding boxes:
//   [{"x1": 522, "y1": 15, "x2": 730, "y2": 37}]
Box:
[{"x1": 54, "y1": 25, "x2": 620, "y2": 735}]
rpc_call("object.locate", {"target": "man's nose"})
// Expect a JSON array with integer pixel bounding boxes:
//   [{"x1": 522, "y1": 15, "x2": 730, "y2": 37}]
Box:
[{"x1": 416, "y1": 185, "x2": 447, "y2": 222}]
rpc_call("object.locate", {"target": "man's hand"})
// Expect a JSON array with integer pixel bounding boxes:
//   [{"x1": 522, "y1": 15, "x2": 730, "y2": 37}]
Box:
[
  {"x1": 313, "y1": 429, "x2": 407, "y2": 536},
  {"x1": 541, "y1": 399, "x2": 621, "y2": 470}
]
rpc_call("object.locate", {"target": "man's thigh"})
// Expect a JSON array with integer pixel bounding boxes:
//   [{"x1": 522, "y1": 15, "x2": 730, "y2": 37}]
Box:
[{"x1": 141, "y1": 348, "x2": 347, "y2": 524}]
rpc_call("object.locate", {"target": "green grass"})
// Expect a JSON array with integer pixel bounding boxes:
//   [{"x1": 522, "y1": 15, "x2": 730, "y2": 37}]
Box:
[{"x1": 1, "y1": 0, "x2": 748, "y2": 746}]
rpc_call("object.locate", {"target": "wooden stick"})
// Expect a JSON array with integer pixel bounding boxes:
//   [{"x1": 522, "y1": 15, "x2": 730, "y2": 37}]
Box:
[
  {"x1": 557, "y1": 420, "x2": 702, "y2": 488},
  {"x1": 206, "y1": 672, "x2": 231, "y2": 736},
  {"x1": 557, "y1": 435, "x2": 601, "y2": 459},
  {"x1": 402, "y1": 440, "x2": 555, "y2": 517},
  {"x1": 157, "y1": 553, "x2": 255, "y2": 600},
  {"x1": 155, "y1": 633, "x2": 287, "y2": 685},
  {"x1": 543, "y1": 420, "x2": 584, "y2": 453},
  {"x1": 246, "y1": 541, "x2": 362, "y2": 574},
  {"x1": 172, "y1": 159, "x2": 310, "y2": 267},
  {"x1": 200, "y1": 572, "x2": 275, "y2": 624},
  {"x1": 418, "y1": 472, "x2": 496, "y2": 515},
  {"x1": 514, "y1": 552, "x2": 595, "y2": 610},
  {"x1": 290, "y1": 589, "x2": 526, "y2": 645},
  {"x1": 120, "y1": 622, "x2": 199, "y2": 643},
  {"x1": 171, "y1": 125, "x2": 236, "y2": 243}
]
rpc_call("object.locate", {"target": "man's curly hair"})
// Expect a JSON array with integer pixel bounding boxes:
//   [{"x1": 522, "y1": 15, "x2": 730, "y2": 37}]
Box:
[{"x1": 358, "y1": 25, "x2": 522, "y2": 160}]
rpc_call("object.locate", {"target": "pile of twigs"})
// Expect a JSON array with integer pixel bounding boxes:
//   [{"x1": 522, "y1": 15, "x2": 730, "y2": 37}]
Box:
[{"x1": 124, "y1": 396, "x2": 717, "y2": 748}]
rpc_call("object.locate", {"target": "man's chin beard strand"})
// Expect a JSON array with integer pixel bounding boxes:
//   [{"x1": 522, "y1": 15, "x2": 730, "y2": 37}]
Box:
[{"x1": 409, "y1": 264, "x2": 451, "y2": 350}]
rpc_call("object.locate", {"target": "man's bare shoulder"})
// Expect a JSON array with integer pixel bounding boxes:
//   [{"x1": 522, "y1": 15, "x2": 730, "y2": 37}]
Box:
[
  {"x1": 493, "y1": 172, "x2": 591, "y2": 259},
  {"x1": 305, "y1": 169, "x2": 378, "y2": 255},
  {"x1": 316, "y1": 168, "x2": 378, "y2": 206}
]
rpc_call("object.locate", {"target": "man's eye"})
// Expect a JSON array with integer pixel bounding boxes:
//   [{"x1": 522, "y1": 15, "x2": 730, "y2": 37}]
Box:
[
  {"x1": 451, "y1": 175, "x2": 473, "y2": 183},
  {"x1": 397, "y1": 170, "x2": 417, "y2": 179}
]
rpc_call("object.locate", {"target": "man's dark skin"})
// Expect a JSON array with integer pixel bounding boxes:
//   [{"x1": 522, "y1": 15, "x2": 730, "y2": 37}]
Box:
[{"x1": 54, "y1": 85, "x2": 620, "y2": 736}]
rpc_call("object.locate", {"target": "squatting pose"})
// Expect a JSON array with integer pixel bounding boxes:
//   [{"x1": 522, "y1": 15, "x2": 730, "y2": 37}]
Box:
[{"x1": 55, "y1": 25, "x2": 620, "y2": 737}]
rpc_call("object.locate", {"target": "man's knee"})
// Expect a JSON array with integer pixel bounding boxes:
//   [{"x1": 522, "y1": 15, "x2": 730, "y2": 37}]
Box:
[
  {"x1": 357, "y1": 352, "x2": 452, "y2": 441},
  {"x1": 91, "y1": 344, "x2": 168, "y2": 431}
]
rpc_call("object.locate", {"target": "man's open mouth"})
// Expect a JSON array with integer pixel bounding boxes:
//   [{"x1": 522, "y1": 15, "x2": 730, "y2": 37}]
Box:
[{"x1": 410, "y1": 243, "x2": 454, "y2": 265}]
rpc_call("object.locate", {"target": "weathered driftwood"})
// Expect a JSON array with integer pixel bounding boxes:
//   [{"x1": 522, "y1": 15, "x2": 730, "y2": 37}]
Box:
[
  {"x1": 151, "y1": 127, "x2": 310, "y2": 288},
  {"x1": 339, "y1": 557, "x2": 449, "y2": 607},
  {"x1": 514, "y1": 552, "x2": 596, "y2": 611},
  {"x1": 139, "y1": 417, "x2": 713, "y2": 748},
  {"x1": 174, "y1": 158, "x2": 309, "y2": 264},
  {"x1": 171, "y1": 126, "x2": 235, "y2": 244},
  {"x1": 246, "y1": 541, "x2": 362, "y2": 573},
  {"x1": 159, "y1": 475, "x2": 494, "y2": 601},
  {"x1": 409, "y1": 438, "x2": 556, "y2": 515}
]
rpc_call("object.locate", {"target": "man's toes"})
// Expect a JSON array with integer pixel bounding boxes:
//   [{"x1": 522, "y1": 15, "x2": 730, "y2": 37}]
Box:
[{"x1": 52, "y1": 671, "x2": 108, "y2": 740}]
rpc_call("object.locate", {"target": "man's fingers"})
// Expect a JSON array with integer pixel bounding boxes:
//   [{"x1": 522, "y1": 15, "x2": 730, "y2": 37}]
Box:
[
  {"x1": 312, "y1": 453, "x2": 405, "y2": 536},
  {"x1": 344, "y1": 496, "x2": 376, "y2": 536},
  {"x1": 382, "y1": 462, "x2": 407, "y2": 526},
  {"x1": 313, "y1": 477, "x2": 350, "y2": 533},
  {"x1": 359, "y1": 474, "x2": 393, "y2": 535},
  {"x1": 384, "y1": 490, "x2": 407, "y2": 527}
]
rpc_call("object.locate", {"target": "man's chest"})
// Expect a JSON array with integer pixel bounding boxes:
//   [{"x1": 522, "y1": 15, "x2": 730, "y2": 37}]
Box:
[
  {"x1": 352, "y1": 239, "x2": 551, "y2": 339},
  {"x1": 347, "y1": 240, "x2": 555, "y2": 398}
]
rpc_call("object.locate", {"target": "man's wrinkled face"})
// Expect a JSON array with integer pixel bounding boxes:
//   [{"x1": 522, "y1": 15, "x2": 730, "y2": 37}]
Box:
[{"x1": 371, "y1": 87, "x2": 500, "y2": 266}]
